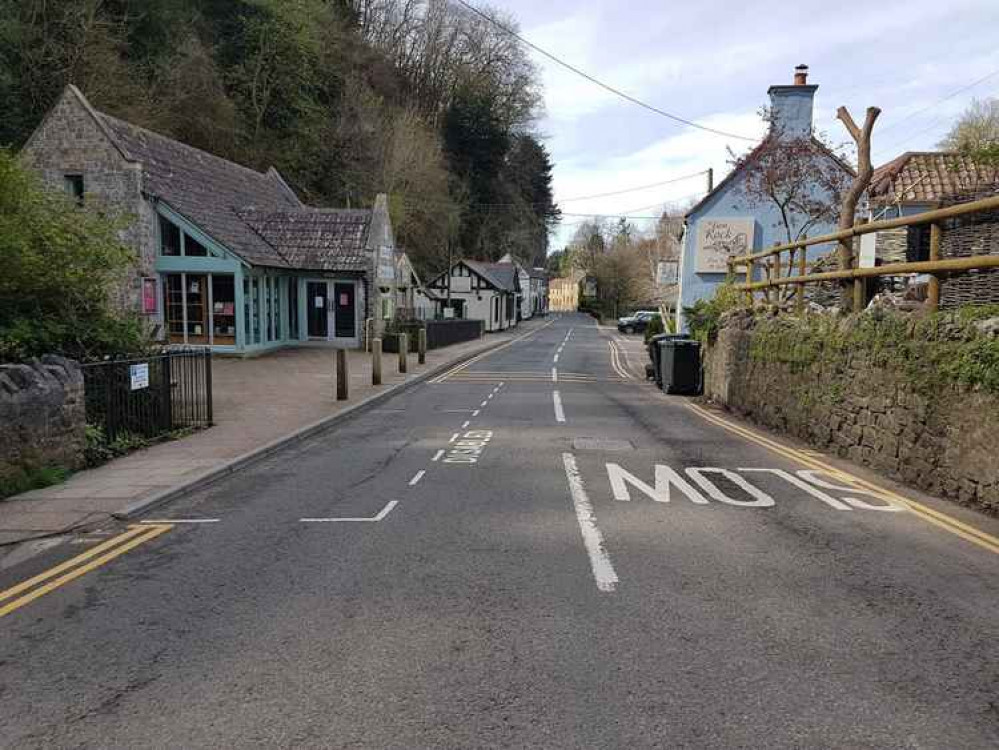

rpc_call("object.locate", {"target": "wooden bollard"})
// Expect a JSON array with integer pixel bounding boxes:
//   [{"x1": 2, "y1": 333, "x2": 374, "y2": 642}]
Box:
[
  {"x1": 372, "y1": 338, "x2": 382, "y2": 386},
  {"x1": 418, "y1": 328, "x2": 427, "y2": 365},
  {"x1": 398, "y1": 333, "x2": 408, "y2": 374},
  {"x1": 335, "y1": 348, "x2": 348, "y2": 401}
]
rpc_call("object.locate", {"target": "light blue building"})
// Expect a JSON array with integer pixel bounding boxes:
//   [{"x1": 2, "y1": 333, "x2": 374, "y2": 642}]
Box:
[{"x1": 676, "y1": 65, "x2": 854, "y2": 330}]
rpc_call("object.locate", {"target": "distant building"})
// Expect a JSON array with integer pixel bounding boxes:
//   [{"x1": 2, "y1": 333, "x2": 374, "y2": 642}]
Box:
[
  {"x1": 425, "y1": 260, "x2": 519, "y2": 332},
  {"x1": 677, "y1": 65, "x2": 853, "y2": 330},
  {"x1": 549, "y1": 271, "x2": 583, "y2": 312}
]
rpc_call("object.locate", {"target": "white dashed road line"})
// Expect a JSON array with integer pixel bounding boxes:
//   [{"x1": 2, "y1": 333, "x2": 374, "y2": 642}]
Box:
[
  {"x1": 409, "y1": 470, "x2": 426, "y2": 486},
  {"x1": 432, "y1": 449, "x2": 445, "y2": 462},
  {"x1": 553, "y1": 391, "x2": 566, "y2": 423}
]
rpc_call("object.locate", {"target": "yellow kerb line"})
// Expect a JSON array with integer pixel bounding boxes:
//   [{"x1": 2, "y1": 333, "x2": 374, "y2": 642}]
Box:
[
  {"x1": 0, "y1": 524, "x2": 173, "y2": 618},
  {"x1": 686, "y1": 403, "x2": 999, "y2": 555}
]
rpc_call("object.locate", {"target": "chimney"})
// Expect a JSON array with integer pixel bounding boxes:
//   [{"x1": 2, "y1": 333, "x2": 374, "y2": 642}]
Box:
[{"x1": 767, "y1": 65, "x2": 817, "y2": 140}]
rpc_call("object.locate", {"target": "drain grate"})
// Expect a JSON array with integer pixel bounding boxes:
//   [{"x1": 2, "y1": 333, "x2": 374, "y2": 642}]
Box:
[{"x1": 571, "y1": 437, "x2": 634, "y2": 451}]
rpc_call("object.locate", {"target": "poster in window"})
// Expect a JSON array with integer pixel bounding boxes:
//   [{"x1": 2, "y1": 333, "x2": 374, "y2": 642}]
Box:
[
  {"x1": 339, "y1": 292, "x2": 349, "y2": 306},
  {"x1": 695, "y1": 218, "x2": 755, "y2": 273},
  {"x1": 141, "y1": 277, "x2": 157, "y2": 314}
]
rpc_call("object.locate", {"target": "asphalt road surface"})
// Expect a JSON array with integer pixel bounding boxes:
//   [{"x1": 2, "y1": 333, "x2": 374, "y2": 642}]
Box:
[{"x1": 2, "y1": 313, "x2": 998, "y2": 749}]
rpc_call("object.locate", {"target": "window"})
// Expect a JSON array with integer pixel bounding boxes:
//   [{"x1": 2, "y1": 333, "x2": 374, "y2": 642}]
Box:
[
  {"x1": 287, "y1": 279, "x2": 299, "y2": 339},
  {"x1": 185, "y1": 234, "x2": 208, "y2": 257},
  {"x1": 64, "y1": 175, "x2": 84, "y2": 205},
  {"x1": 185, "y1": 275, "x2": 208, "y2": 343},
  {"x1": 160, "y1": 216, "x2": 181, "y2": 256},
  {"x1": 163, "y1": 274, "x2": 185, "y2": 343},
  {"x1": 211, "y1": 275, "x2": 236, "y2": 345},
  {"x1": 274, "y1": 278, "x2": 283, "y2": 340}
]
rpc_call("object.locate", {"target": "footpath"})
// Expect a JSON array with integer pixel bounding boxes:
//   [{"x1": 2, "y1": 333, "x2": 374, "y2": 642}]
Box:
[{"x1": 0, "y1": 320, "x2": 550, "y2": 554}]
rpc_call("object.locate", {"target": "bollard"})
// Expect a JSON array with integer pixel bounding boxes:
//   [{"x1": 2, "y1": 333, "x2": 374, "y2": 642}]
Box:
[
  {"x1": 418, "y1": 328, "x2": 427, "y2": 365},
  {"x1": 372, "y1": 338, "x2": 382, "y2": 386},
  {"x1": 336, "y1": 348, "x2": 348, "y2": 401},
  {"x1": 398, "y1": 333, "x2": 408, "y2": 374}
]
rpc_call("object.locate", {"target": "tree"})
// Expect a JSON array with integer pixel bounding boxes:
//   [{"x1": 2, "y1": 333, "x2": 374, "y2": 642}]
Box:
[
  {"x1": 836, "y1": 105, "x2": 881, "y2": 309},
  {"x1": 733, "y1": 110, "x2": 851, "y2": 247},
  {"x1": 0, "y1": 151, "x2": 146, "y2": 361},
  {"x1": 939, "y1": 97, "x2": 999, "y2": 164}
]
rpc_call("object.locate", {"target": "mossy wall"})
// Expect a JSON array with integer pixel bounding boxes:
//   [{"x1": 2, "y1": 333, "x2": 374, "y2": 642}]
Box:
[{"x1": 703, "y1": 308, "x2": 999, "y2": 514}]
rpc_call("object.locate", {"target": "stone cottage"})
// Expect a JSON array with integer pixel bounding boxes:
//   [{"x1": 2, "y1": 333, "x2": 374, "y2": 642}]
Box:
[
  {"x1": 21, "y1": 85, "x2": 402, "y2": 353},
  {"x1": 676, "y1": 65, "x2": 854, "y2": 330}
]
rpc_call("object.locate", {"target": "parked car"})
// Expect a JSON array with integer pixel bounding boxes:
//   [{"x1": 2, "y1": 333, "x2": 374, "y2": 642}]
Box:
[{"x1": 617, "y1": 310, "x2": 661, "y2": 334}]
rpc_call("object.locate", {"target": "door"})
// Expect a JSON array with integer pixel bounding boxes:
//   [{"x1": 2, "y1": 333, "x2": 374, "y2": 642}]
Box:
[
  {"x1": 333, "y1": 282, "x2": 356, "y2": 339},
  {"x1": 307, "y1": 281, "x2": 328, "y2": 338}
]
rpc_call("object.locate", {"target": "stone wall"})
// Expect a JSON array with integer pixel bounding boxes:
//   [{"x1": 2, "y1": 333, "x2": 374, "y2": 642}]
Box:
[
  {"x1": 20, "y1": 87, "x2": 158, "y2": 321},
  {"x1": 703, "y1": 311, "x2": 999, "y2": 514},
  {"x1": 0, "y1": 357, "x2": 86, "y2": 481}
]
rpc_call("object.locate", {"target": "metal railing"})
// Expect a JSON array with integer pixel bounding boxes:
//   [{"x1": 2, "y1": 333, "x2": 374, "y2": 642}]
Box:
[
  {"x1": 82, "y1": 348, "x2": 213, "y2": 443},
  {"x1": 726, "y1": 195, "x2": 999, "y2": 313}
]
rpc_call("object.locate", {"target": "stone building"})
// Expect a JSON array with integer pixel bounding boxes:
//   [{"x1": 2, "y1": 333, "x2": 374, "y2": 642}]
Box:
[{"x1": 21, "y1": 85, "x2": 402, "y2": 353}]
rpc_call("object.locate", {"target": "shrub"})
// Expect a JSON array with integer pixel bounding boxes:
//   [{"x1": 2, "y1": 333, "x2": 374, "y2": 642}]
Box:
[
  {"x1": 0, "y1": 150, "x2": 149, "y2": 362},
  {"x1": 683, "y1": 284, "x2": 745, "y2": 344},
  {"x1": 0, "y1": 465, "x2": 70, "y2": 501}
]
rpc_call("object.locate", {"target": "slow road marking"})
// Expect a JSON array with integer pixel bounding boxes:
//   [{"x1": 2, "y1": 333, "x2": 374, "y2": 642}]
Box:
[
  {"x1": 687, "y1": 403, "x2": 999, "y2": 555},
  {"x1": 0, "y1": 524, "x2": 172, "y2": 619},
  {"x1": 562, "y1": 453, "x2": 619, "y2": 593}
]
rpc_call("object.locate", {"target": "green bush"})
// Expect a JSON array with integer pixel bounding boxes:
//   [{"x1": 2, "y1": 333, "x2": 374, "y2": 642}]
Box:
[
  {"x1": 0, "y1": 150, "x2": 149, "y2": 362},
  {"x1": 643, "y1": 315, "x2": 664, "y2": 343},
  {"x1": 0, "y1": 465, "x2": 70, "y2": 501},
  {"x1": 748, "y1": 307, "x2": 999, "y2": 395},
  {"x1": 683, "y1": 284, "x2": 745, "y2": 344}
]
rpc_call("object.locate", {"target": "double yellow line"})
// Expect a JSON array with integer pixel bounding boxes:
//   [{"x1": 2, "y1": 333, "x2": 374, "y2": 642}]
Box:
[
  {"x1": 687, "y1": 403, "x2": 999, "y2": 555},
  {"x1": 432, "y1": 319, "x2": 557, "y2": 383},
  {"x1": 608, "y1": 341, "x2": 634, "y2": 381},
  {"x1": 0, "y1": 523, "x2": 173, "y2": 619}
]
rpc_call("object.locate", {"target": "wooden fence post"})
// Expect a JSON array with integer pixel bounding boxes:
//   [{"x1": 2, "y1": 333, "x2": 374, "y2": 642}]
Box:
[
  {"x1": 372, "y1": 338, "x2": 382, "y2": 386},
  {"x1": 336, "y1": 349, "x2": 348, "y2": 401},
  {"x1": 928, "y1": 222, "x2": 942, "y2": 312},
  {"x1": 746, "y1": 261, "x2": 754, "y2": 306},
  {"x1": 398, "y1": 333, "x2": 408, "y2": 374},
  {"x1": 418, "y1": 328, "x2": 427, "y2": 365},
  {"x1": 796, "y1": 241, "x2": 807, "y2": 315}
]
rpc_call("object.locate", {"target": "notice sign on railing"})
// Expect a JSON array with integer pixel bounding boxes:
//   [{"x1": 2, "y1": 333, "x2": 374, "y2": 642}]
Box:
[{"x1": 130, "y1": 363, "x2": 149, "y2": 391}]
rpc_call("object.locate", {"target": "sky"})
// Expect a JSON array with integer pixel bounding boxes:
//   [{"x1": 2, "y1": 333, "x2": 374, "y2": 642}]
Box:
[{"x1": 494, "y1": 0, "x2": 999, "y2": 249}]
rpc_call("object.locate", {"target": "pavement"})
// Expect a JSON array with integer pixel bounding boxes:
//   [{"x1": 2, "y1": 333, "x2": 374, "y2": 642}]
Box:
[
  {"x1": 1, "y1": 312, "x2": 998, "y2": 749},
  {"x1": 0, "y1": 322, "x2": 545, "y2": 551}
]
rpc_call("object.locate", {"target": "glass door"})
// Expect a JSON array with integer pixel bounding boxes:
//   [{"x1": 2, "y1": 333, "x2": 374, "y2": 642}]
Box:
[
  {"x1": 306, "y1": 281, "x2": 329, "y2": 338},
  {"x1": 333, "y1": 282, "x2": 356, "y2": 339}
]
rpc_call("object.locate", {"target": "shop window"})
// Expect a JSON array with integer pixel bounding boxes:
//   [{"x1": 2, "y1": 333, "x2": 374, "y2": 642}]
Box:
[
  {"x1": 274, "y1": 279, "x2": 283, "y2": 340},
  {"x1": 265, "y1": 277, "x2": 275, "y2": 341},
  {"x1": 251, "y1": 278, "x2": 261, "y2": 344},
  {"x1": 185, "y1": 275, "x2": 209, "y2": 344},
  {"x1": 160, "y1": 216, "x2": 181, "y2": 256},
  {"x1": 288, "y1": 279, "x2": 299, "y2": 339},
  {"x1": 163, "y1": 274, "x2": 185, "y2": 343},
  {"x1": 211, "y1": 275, "x2": 236, "y2": 345}
]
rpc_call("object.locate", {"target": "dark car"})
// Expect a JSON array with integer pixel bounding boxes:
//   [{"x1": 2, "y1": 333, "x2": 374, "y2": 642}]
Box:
[{"x1": 617, "y1": 310, "x2": 660, "y2": 334}]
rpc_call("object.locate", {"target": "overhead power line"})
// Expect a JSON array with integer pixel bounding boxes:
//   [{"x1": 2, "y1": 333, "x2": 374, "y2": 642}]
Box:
[
  {"x1": 559, "y1": 170, "x2": 707, "y2": 202},
  {"x1": 877, "y1": 68, "x2": 999, "y2": 138},
  {"x1": 449, "y1": 0, "x2": 757, "y2": 142}
]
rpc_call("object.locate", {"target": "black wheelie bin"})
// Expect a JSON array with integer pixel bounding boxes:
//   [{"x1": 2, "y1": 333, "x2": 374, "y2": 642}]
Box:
[{"x1": 658, "y1": 337, "x2": 702, "y2": 395}]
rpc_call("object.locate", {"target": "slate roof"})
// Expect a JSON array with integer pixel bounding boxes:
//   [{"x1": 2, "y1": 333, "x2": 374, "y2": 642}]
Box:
[
  {"x1": 870, "y1": 151, "x2": 998, "y2": 205},
  {"x1": 465, "y1": 260, "x2": 518, "y2": 292},
  {"x1": 239, "y1": 208, "x2": 372, "y2": 272},
  {"x1": 72, "y1": 88, "x2": 375, "y2": 272}
]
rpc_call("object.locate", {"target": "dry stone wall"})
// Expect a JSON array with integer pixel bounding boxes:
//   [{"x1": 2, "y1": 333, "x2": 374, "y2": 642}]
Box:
[
  {"x1": 0, "y1": 357, "x2": 86, "y2": 481},
  {"x1": 703, "y1": 311, "x2": 999, "y2": 514}
]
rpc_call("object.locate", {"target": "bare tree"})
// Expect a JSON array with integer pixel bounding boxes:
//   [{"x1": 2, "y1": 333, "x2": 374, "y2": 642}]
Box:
[{"x1": 836, "y1": 105, "x2": 881, "y2": 309}]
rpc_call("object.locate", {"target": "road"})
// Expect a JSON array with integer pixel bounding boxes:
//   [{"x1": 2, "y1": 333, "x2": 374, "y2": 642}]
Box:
[{"x1": 2, "y1": 313, "x2": 998, "y2": 749}]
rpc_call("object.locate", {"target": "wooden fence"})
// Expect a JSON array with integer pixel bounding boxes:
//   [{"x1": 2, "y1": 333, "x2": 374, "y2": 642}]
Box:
[{"x1": 726, "y1": 195, "x2": 999, "y2": 313}]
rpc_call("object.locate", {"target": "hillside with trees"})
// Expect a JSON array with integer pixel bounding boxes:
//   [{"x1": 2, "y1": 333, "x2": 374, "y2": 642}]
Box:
[{"x1": 0, "y1": 0, "x2": 559, "y2": 273}]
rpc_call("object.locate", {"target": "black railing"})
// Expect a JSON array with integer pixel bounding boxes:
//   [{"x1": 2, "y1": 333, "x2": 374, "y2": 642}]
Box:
[{"x1": 82, "y1": 348, "x2": 213, "y2": 443}]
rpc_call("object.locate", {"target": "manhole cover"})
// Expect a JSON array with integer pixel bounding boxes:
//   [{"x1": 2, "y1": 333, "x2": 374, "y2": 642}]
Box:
[{"x1": 572, "y1": 438, "x2": 634, "y2": 451}]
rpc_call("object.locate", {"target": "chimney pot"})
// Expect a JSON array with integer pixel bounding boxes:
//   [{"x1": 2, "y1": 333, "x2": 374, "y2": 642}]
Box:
[{"x1": 794, "y1": 64, "x2": 809, "y2": 86}]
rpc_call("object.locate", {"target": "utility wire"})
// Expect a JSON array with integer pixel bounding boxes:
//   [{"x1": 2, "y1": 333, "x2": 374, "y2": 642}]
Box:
[
  {"x1": 876, "y1": 68, "x2": 999, "y2": 137},
  {"x1": 449, "y1": 0, "x2": 757, "y2": 142},
  {"x1": 559, "y1": 170, "x2": 707, "y2": 202}
]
